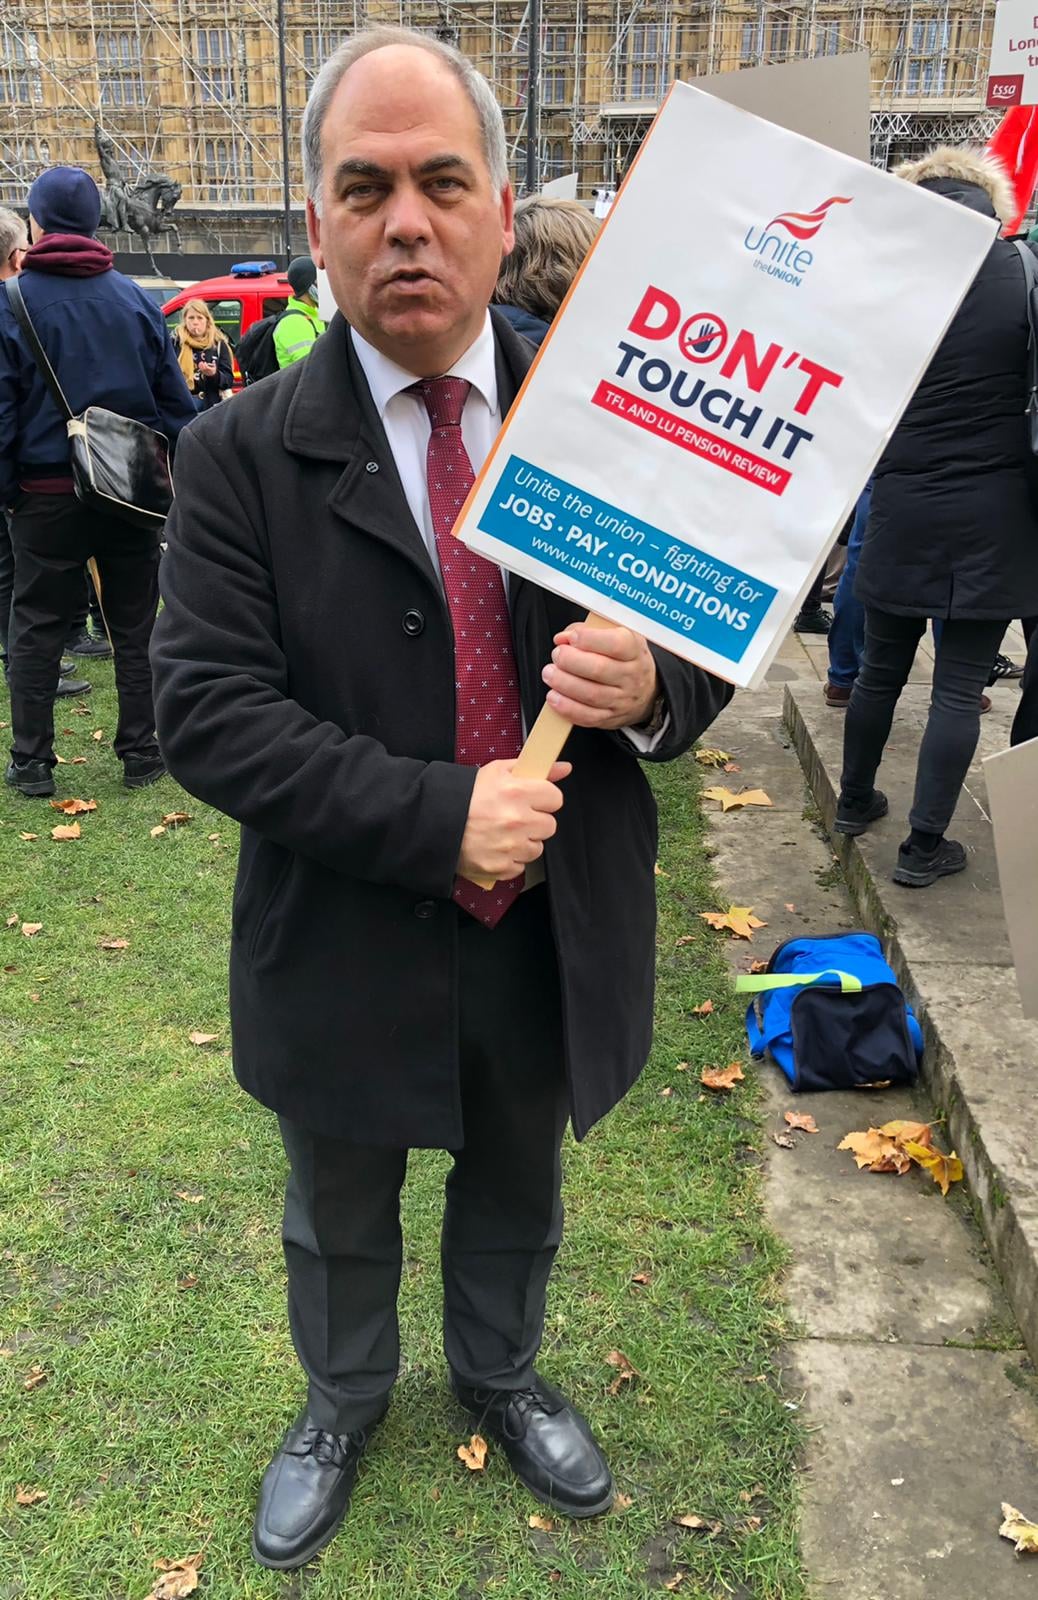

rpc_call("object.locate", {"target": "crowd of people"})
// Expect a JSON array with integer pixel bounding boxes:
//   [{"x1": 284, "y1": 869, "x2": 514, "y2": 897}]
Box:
[{"x1": 1, "y1": 19, "x2": 1037, "y2": 1574}]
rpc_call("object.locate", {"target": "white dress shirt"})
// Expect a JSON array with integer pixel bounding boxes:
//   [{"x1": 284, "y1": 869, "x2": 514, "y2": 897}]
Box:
[{"x1": 350, "y1": 315, "x2": 666, "y2": 753}]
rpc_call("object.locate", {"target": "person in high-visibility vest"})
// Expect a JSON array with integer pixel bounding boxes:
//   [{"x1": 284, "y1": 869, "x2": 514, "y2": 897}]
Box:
[{"x1": 274, "y1": 256, "x2": 325, "y2": 368}]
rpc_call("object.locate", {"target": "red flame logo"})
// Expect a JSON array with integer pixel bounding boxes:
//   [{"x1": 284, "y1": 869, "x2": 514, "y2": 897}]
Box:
[{"x1": 765, "y1": 196, "x2": 852, "y2": 241}]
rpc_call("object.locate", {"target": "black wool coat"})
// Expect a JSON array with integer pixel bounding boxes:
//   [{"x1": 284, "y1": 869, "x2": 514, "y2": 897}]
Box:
[
  {"x1": 856, "y1": 179, "x2": 1038, "y2": 621},
  {"x1": 150, "y1": 311, "x2": 732, "y2": 1146}
]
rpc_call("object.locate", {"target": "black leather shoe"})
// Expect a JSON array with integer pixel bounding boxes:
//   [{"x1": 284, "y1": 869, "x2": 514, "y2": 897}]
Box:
[
  {"x1": 55, "y1": 673, "x2": 91, "y2": 698},
  {"x1": 453, "y1": 1374, "x2": 614, "y2": 1518},
  {"x1": 5, "y1": 759, "x2": 56, "y2": 797},
  {"x1": 251, "y1": 1409, "x2": 384, "y2": 1570},
  {"x1": 123, "y1": 753, "x2": 166, "y2": 789},
  {"x1": 67, "y1": 629, "x2": 112, "y2": 658}
]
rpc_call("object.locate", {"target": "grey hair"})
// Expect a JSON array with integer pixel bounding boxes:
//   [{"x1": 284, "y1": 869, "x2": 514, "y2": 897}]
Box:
[
  {"x1": 301, "y1": 25, "x2": 509, "y2": 213},
  {"x1": 0, "y1": 205, "x2": 27, "y2": 261}
]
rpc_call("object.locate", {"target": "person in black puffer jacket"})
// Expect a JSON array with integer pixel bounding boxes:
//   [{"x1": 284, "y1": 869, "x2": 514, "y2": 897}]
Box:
[{"x1": 836, "y1": 146, "x2": 1038, "y2": 887}]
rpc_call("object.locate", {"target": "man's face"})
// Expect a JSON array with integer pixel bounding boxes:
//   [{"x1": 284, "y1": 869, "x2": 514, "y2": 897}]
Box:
[{"x1": 307, "y1": 45, "x2": 514, "y2": 376}]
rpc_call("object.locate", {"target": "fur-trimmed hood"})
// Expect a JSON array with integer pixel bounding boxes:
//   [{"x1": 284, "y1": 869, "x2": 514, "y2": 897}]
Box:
[{"x1": 894, "y1": 146, "x2": 1015, "y2": 225}]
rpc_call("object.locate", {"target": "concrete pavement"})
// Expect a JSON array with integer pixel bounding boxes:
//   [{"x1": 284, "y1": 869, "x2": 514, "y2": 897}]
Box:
[{"x1": 701, "y1": 631, "x2": 1038, "y2": 1598}]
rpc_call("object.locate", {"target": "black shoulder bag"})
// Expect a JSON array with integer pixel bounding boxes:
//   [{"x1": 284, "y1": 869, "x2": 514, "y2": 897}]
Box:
[
  {"x1": 4, "y1": 275, "x2": 174, "y2": 531},
  {"x1": 1014, "y1": 240, "x2": 1038, "y2": 457}
]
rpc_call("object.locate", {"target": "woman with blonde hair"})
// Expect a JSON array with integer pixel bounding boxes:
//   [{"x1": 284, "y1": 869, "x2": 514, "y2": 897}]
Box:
[
  {"x1": 172, "y1": 298, "x2": 233, "y2": 411},
  {"x1": 493, "y1": 196, "x2": 599, "y2": 346}
]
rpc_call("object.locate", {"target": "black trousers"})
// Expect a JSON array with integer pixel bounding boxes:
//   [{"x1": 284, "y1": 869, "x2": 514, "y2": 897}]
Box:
[
  {"x1": 841, "y1": 608, "x2": 1006, "y2": 835},
  {"x1": 278, "y1": 885, "x2": 570, "y2": 1434},
  {"x1": 0, "y1": 510, "x2": 12, "y2": 673},
  {"x1": 8, "y1": 493, "x2": 160, "y2": 766}
]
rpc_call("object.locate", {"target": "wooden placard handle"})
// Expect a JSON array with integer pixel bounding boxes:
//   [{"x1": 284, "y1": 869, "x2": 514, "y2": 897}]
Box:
[{"x1": 465, "y1": 612, "x2": 615, "y2": 891}]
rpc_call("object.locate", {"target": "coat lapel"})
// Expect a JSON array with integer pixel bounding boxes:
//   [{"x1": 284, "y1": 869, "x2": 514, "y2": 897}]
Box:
[
  {"x1": 281, "y1": 310, "x2": 538, "y2": 599},
  {"x1": 283, "y1": 314, "x2": 440, "y2": 589}
]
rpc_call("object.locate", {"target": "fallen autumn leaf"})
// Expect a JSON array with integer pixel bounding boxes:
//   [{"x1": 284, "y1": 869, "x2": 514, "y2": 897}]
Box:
[
  {"x1": 145, "y1": 1551, "x2": 204, "y2": 1599},
  {"x1": 702, "y1": 786, "x2": 773, "y2": 812},
  {"x1": 605, "y1": 1349, "x2": 639, "y2": 1394},
  {"x1": 22, "y1": 1364, "x2": 47, "y2": 1391},
  {"x1": 188, "y1": 1031, "x2": 220, "y2": 1046},
  {"x1": 18, "y1": 833, "x2": 38, "y2": 842},
  {"x1": 528, "y1": 1513, "x2": 555, "y2": 1531},
  {"x1": 700, "y1": 906, "x2": 767, "y2": 940},
  {"x1": 1000, "y1": 1503, "x2": 1038, "y2": 1555},
  {"x1": 14, "y1": 1486, "x2": 47, "y2": 1506},
  {"x1": 50, "y1": 823, "x2": 81, "y2": 842},
  {"x1": 49, "y1": 797, "x2": 97, "y2": 815},
  {"x1": 457, "y1": 1434, "x2": 487, "y2": 1471},
  {"x1": 21, "y1": 923, "x2": 42, "y2": 938},
  {"x1": 691, "y1": 999, "x2": 714, "y2": 1016},
  {"x1": 673, "y1": 1513, "x2": 723, "y2": 1534},
  {"x1": 160, "y1": 812, "x2": 192, "y2": 827},
  {"x1": 693, "y1": 747, "x2": 731, "y2": 768},
  {"x1": 838, "y1": 1128, "x2": 913, "y2": 1175},
  {"x1": 701, "y1": 1062, "x2": 745, "y2": 1093},
  {"x1": 902, "y1": 1140, "x2": 964, "y2": 1197},
  {"x1": 99, "y1": 938, "x2": 130, "y2": 951},
  {"x1": 784, "y1": 1111, "x2": 819, "y2": 1134}
]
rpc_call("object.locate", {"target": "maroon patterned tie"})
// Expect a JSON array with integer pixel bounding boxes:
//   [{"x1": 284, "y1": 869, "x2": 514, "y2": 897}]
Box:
[{"x1": 413, "y1": 376, "x2": 524, "y2": 928}]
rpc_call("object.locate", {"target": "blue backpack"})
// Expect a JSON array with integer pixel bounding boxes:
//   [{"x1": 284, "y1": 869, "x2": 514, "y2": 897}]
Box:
[{"x1": 734, "y1": 932, "x2": 923, "y2": 1093}]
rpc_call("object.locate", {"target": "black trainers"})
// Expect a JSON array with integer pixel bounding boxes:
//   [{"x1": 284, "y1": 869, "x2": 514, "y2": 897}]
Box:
[
  {"x1": 834, "y1": 789, "x2": 889, "y2": 836},
  {"x1": 67, "y1": 629, "x2": 112, "y2": 659},
  {"x1": 989, "y1": 653, "x2": 1024, "y2": 685},
  {"x1": 5, "y1": 759, "x2": 56, "y2": 797},
  {"x1": 251, "y1": 1409, "x2": 384, "y2": 1570},
  {"x1": 794, "y1": 607, "x2": 832, "y2": 635},
  {"x1": 123, "y1": 752, "x2": 166, "y2": 789},
  {"x1": 893, "y1": 837, "x2": 967, "y2": 887}
]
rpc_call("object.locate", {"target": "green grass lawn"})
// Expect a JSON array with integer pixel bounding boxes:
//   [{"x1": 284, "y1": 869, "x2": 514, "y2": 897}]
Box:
[{"x1": 0, "y1": 659, "x2": 804, "y2": 1600}]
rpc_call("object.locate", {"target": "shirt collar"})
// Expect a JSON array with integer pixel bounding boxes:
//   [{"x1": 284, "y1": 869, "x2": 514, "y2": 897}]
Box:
[{"x1": 350, "y1": 312, "x2": 498, "y2": 420}]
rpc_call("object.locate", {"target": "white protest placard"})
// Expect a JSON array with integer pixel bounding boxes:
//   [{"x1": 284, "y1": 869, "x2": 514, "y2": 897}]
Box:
[
  {"x1": 540, "y1": 172, "x2": 579, "y2": 200},
  {"x1": 700, "y1": 50, "x2": 871, "y2": 159},
  {"x1": 984, "y1": 737, "x2": 1038, "y2": 1016},
  {"x1": 456, "y1": 83, "x2": 997, "y2": 689},
  {"x1": 987, "y1": 0, "x2": 1038, "y2": 108}
]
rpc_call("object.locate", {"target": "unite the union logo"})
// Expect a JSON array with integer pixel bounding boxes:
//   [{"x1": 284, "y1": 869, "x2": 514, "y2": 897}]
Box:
[{"x1": 744, "y1": 195, "x2": 852, "y2": 287}]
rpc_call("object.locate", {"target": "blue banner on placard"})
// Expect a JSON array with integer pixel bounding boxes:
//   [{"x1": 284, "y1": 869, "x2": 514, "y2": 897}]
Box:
[{"x1": 477, "y1": 456, "x2": 777, "y2": 663}]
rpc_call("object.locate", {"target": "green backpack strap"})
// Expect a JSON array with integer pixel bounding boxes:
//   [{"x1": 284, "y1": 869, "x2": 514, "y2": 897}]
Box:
[{"x1": 735, "y1": 969, "x2": 863, "y2": 995}]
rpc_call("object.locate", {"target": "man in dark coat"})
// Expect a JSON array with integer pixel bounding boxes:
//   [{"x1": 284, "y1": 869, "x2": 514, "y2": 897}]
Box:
[
  {"x1": 837, "y1": 146, "x2": 1038, "y2": 886},
  {"x1": 0, "y1": 165, "x2": 196, "y2": 797},
  {"x1": 150, "y1": 25, "x2": 730, "y2": 1572}
]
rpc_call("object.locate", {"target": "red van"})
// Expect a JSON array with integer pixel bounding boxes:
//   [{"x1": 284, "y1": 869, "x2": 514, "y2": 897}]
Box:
[{"x1": 162, "y1": 261, "x2": 293, "y2": 386}]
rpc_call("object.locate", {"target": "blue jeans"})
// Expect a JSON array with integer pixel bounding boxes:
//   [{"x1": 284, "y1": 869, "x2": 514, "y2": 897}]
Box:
[{"x1": 826, "y1": 484, "x2": 869, "y2": 688}]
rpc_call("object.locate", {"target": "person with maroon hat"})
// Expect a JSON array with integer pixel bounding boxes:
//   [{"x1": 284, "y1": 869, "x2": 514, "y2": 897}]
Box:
[{"x1": 0, "y1": 164, "x2": 196, "y2": 798}]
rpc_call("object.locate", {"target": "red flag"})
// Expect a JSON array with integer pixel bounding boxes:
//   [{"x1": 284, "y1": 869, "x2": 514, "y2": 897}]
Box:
[{"x1": 987, "y1": 106, "x2": 1038, "y2": 233}]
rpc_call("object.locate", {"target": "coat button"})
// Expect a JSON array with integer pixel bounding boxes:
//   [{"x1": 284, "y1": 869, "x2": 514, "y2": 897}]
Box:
[
  {"x1": 402, "y1": 608, "x2": 425, "y2": 637},
  {"x1": 365, "y1": 460, "x2": 379, "y2": 473},
  {"x1": 414, "y1": 900, "x2": 437, "y2": 919}
]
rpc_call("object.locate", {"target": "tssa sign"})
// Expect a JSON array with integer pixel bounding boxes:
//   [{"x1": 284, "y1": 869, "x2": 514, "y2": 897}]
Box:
[{"x1": 987, "y1": 1, "x2": 1038, "y2": 107}]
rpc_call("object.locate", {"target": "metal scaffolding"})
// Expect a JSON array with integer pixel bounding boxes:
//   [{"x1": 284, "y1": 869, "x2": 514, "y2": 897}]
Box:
[{"x1": 0, "y1": 1, "x2": 1001, "y2": 215}]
